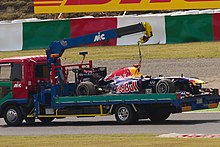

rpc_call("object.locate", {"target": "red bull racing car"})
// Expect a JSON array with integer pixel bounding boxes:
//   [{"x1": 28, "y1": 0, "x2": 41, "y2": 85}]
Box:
[
  {"x1": 104, "y1": 65, "x2": 207, "y2": 95},
  {"x1": 74, "y1": 44, "x2": 211, "y2": 97},
  {"x1": 75, "y1": 63, "x2": 211, "y2": 97}
]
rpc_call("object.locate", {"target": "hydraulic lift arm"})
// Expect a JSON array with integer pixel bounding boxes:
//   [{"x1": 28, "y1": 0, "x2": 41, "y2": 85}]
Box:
[{"x1": 46, "y1": 22, "x2": 153, "y2": 82}]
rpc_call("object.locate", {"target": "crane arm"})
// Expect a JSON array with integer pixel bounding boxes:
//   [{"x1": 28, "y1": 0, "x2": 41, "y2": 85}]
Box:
[
  {"x1": 46, "y1": 22, "x2": 153, "y2": 83},
  {"x1": 46, "y1": 22, "x2": 152, "y2": 62}
]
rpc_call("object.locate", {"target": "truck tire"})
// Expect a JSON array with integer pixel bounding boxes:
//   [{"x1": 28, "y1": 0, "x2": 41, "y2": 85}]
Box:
[
  {"x1": 76, "y1": 82, "x2": 97, "y2": 96},
  {"x1": 148, "y1": 109, "x2": 170, "y2": 122},
  {"x1": 156, "y1": 79, "x2": 175, "y2": 93},
  {"x1": 115, "y1": 104, "x2": 137, "y2": 125},
  {"x1": 4, "y1": 106, "x2": 23, "y2": 126}
]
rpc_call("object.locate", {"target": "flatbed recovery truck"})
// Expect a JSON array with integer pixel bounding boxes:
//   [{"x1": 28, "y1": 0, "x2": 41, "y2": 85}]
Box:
[{"x1": 0, "y1": 22, "x2": 219, "y2": 126}]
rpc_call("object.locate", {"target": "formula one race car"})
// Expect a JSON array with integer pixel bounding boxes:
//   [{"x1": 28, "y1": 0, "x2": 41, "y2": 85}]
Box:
[
  {"x1": 105, "y1": 65, "x2": 206, "y2": 95},
  {"x1": 75, "y1": 63, "x2": 210, "y2": 96},
  {"x1": 75, "y1": 44, "x2": 210, "y2": 96}
]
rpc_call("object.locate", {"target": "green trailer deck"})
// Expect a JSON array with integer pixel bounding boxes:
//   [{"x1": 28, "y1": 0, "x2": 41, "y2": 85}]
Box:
[
  {"x1": 30, "y1": 92, "x2": 220, "y2": 125},
  {"x1": 54, "y1": 93, "x2": 178, "y2": 105}
]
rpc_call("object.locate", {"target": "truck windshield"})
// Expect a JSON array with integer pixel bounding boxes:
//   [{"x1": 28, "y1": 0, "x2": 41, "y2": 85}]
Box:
[
  {"x1": 0, "y1": 63, "x2": 11, "y2": 81},
  {"x1": 35, "y1": 64, "x2": 49, "y2": 78}
]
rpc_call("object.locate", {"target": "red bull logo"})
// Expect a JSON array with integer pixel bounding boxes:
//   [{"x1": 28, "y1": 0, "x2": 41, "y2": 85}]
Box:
[{"x1": 116, "y1": 81, "x2": 139, "y2": 94}]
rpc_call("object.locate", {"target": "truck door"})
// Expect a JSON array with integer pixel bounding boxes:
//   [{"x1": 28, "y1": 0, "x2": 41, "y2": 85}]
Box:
[{"x1": 11, "y1": 63, "x2": 28, "y2": 99}]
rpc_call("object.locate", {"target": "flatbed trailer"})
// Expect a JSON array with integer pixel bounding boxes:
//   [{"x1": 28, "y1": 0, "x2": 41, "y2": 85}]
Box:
[{"x1": 29, "y1": 89, "x2": 220, "y2": 125}]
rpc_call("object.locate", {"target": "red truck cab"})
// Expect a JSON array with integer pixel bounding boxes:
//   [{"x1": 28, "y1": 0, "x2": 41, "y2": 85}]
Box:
[{"x1": 0, "y1": 55, "x2": 49, "y2": 100}]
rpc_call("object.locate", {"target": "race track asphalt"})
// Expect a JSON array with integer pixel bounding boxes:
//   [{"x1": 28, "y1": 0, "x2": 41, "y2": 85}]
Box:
[{"x1": 0, "y1": 113, "x2": 220, "y2": 136}]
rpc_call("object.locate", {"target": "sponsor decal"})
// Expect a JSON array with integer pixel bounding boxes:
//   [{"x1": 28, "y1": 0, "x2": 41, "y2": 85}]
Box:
[
  {"x1": 150, "y1": 0, "x2": 171, "y2": 2},
  {"x1": 149, "y1": 80, "x2": 156, "y2": 85},
  {"x1": 13, "y1": 82, "x2": 21, "y2": 88},
  {"x1": 34, "y1": 0, "x2": 62, "y2": 6},
  {"x1": 34, "y1": 0, "x2": 220, "y2": 13},
  {"x1": 120, "y1": 0, "x2": 141, "y2": 4},
  {"x1": 116, "y1": 81, "x2": 139, "y2": 93},
  {"x1": 94, "y1": 32, "x2": 106, "y2": 42},
  {"x1": 35, "y1": 0, "x2": 220, "y2": 6},
  {"x1": 65, "y1": 0, "x2": 112, "y2": 5}
]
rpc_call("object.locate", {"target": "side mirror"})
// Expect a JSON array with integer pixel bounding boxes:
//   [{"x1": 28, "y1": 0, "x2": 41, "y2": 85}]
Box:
[{"x1": 79, "y1": 51, "x2": 88, "y2": 56}]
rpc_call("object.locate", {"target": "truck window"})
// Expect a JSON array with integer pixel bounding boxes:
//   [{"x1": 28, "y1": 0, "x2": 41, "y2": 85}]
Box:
[
  {"x1": 0, "y1": 63, "x2": 11, "y2": 81},
  {"x1": 11, "y1": 64, "x2": 22, "y2": 81},
  {"x1": 35, "y1": 64, "x2": 49, "y2": 78}
]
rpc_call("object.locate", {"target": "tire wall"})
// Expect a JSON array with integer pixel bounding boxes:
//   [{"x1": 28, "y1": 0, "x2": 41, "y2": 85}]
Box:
[
  {"x1": 165, "y1": 14, "x2": 214, "y2": 44},
  {"x1": 70, "y1": 18, "x2": 117, "y2": 46},
  {"x1": 0, "y1": 12, "x2": 220, "y2": 51},
  {"x1": 23, "y1": 20, "x2": 71, "y2": 50},
  {"x1": 0, "y1": 23, "x2": 23, "y2": 51}
]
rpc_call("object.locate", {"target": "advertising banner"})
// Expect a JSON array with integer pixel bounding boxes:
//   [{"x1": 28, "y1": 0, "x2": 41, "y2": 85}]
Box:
[
  {"x1": 0, "y1": 23, "x2": 22, "y2": 51},
  {"x1": 34, "y1": 0, "x2": 220, "y2": 14},
  {"x1": 213, "y1": 13, "x2": 220, "y2": 41},
  {"x1": 23, "y1": 20, "x2": 70, "y2": 50},
  {"x1": 70, "y1": 18, "x2": 117, "y2": 46},
  {"x1": 165, "y1": 14, "x2": 213, "y2": 44}
]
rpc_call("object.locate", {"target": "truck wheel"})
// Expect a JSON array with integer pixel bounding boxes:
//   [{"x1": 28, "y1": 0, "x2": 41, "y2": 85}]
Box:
[
  {"x1": 38, "y1": 117, "x2": 54, "y2": 123},
  {"x1": 4, "y1": 106, "x2": 23, "y2": 126},
  {"x1": 76, "y1": 82, "x2": 97, "y2": 96},
  {"x1": 115, "y1": 104, "x2": 137, "y2": 125},
  {"x1": 156, "y1": 79, "x2": 175, "y2": 93},
  {"x1": 148, "y1": 109, "x2": 170, "y2": 122}
]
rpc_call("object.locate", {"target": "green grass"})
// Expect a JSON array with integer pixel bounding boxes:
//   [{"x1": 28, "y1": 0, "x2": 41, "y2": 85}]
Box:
[
  {"x1": 0, "y1": 134, "x2": 220, "y2": 147},
  {"x1": 1, "y1": 42, "x2": 220, "y2": 62}
]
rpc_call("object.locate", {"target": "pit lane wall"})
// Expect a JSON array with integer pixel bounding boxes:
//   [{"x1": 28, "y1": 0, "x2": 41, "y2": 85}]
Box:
[{"x1": 0, "y1": 11, "x2": 220, "y2": 51}]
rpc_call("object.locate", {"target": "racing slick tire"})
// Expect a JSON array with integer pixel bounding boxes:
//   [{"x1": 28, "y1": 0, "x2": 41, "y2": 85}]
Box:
[
  {"x1": 76, "y1": 82, "x2": 97, "y2": 96},
  {"x1": 115, "y1": 104, "x2": 138, "y2": 125},
  {"x1": 4, "y1": 105, "x2": 24, "y2": 126},
  {"x1": 156, "y1": 79, "x2": 175, "y2": 93}
]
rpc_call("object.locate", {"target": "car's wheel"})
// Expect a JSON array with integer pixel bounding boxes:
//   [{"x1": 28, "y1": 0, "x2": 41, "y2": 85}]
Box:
[
  {"x1": 148, "y1": 109, "x2": 170, "y2": 122},
  {"x1": 156, "y1": 79, "x2": 175, "y2": 93},
  {"x1": 4, "y1": 106, "x2": 24, "y2": 126},
  {"x1": 115, "y1": 104, "x2": 137, "y2": 125},
  {"x1": 38, "y1": 117, "x2": 54, "y2": 123},
  {"x1": 76, "y1": 82, "x2": 97, "y2": 96}
]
